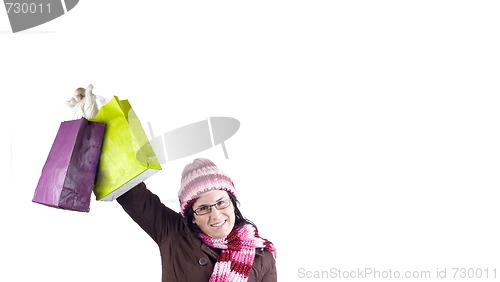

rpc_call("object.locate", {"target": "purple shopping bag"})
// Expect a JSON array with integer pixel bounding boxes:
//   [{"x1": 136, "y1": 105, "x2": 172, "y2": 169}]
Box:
[{"x1": 32, "y1": 118, "x2": 105, "y2": 212}]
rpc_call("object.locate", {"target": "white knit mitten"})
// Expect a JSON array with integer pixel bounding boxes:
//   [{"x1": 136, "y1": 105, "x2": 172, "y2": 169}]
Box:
[{"x1": 67, "y1": 84, "x2": 104, "y2": 119}]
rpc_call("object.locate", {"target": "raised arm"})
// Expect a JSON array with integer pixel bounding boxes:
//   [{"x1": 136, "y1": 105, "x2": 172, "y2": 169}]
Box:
[{"x1": 116, "y1": 182, "x2": 185, "y2": 244}]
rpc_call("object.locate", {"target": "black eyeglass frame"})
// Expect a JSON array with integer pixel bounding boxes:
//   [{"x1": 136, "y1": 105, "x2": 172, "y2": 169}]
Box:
[{"x1": 193, "y1": 199, "x2": 232, "y2": 216}]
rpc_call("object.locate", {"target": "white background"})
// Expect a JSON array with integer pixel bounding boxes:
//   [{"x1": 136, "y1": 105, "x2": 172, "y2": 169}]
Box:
[{"x1": 1, "y1": 1, "x2": 499, "y2": 281}]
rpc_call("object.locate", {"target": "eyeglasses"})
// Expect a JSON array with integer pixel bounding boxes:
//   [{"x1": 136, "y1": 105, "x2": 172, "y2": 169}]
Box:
[{"x1": 193, "y1": 199, "x2": 232, "y2": 216}]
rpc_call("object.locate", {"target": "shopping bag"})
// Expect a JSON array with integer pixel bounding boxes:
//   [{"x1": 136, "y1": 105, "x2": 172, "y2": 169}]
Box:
[
  {"x1": 90, "y1": 96, "x2": 162, "y2": 201},
  {"x1": 32, "y1": 118, "x2": 106, "y2": 212}
]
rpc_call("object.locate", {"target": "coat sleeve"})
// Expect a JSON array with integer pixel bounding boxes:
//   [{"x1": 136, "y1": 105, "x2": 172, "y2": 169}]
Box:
[{"x1": 116, "y1": 182, "x2": 185, "y2": 245}]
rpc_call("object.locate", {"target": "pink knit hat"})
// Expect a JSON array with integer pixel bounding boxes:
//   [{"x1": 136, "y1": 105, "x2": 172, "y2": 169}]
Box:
[{"x1": 178, "y1": 158, "x2": 237, "y2": 216}]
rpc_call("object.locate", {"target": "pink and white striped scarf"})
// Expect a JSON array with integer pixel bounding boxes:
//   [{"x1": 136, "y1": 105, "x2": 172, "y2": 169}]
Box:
[{"x1": 198, "y1": 224, "x2": 276, "y2": 282}]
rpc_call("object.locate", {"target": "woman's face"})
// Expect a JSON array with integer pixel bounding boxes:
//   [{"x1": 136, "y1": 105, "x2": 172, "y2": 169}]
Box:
[{"x1": 192, "y1": 190, "x2": 236, "y2": 239}]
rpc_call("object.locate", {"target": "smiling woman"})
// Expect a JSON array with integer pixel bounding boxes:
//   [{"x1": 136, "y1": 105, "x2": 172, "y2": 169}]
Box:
[
  {"x1": 190, "y1": 191, "x2": 236, "y2": 238},
  {"x1": 117, "y1": 158, "x2": 277, "y2": 282}
]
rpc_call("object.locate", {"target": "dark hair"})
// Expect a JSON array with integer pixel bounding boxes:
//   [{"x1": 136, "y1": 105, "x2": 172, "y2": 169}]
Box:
[{"x1": 184, "y1": 192, "x2": 257, "y2": 236}]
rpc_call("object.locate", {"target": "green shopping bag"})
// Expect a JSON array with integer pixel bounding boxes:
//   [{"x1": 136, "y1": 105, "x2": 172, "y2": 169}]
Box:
[{"x1": 91, "y1": 96, "x2": 161, "y2": 201}]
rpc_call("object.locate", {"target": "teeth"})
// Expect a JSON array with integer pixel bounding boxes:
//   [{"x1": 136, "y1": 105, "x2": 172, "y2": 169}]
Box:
[{"x1": 211, "y1": 221, "x2": 225, "y2": 227}]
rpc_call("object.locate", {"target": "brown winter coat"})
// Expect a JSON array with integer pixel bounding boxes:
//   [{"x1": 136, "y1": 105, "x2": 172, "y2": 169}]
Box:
[{"x1": 117, "y1": 182, "x2": 277, "y2": 282}]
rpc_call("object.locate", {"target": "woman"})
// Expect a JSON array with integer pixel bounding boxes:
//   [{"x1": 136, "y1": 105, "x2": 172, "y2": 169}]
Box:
[{"x1": 117, "y1": 158, "x2": 277, "y2": 282}]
